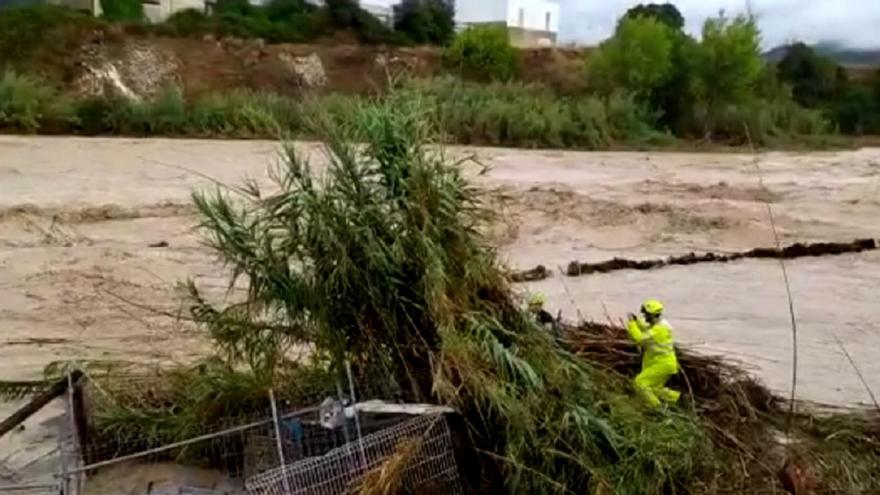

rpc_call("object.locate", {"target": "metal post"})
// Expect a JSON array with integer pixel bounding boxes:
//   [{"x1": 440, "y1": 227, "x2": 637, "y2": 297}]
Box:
[
  {"x1": 57, "y1": 393, "x2": 69, "y2": 495},
  {"x1": 335, "y1": 376, "x2": 360, "y2": 479},
  {"x1": 268, "y1": 389, "x2": 292, "y2": 495},
  {"x1": 334, "y1": 379, "x2": 351, "y2": 445},
  {"x1": 344, "y1": 360, "x2": 368, "y2": 471},
  {"x1": 65, "y1": 369, "x2": 82, "y2": 495}
]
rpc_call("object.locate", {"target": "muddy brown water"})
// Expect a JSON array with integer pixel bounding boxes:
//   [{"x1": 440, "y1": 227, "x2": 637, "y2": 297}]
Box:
[{"x1": 1, "y1": 136, "x2": 879, "y2": 409}]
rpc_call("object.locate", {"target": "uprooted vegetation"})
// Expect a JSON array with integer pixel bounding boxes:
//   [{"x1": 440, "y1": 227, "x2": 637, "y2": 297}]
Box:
[{"x1": 38, "y1": 95, "x2": 877, "y2": 494}]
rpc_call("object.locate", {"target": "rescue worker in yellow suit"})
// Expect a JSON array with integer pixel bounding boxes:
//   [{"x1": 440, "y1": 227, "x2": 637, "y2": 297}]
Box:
[
  {"x1": 527, "y1": 293, "x2": 554, "y2": 326},
  {"x1": 626, "y1": 299, "x2": 681, "y2": 408}
]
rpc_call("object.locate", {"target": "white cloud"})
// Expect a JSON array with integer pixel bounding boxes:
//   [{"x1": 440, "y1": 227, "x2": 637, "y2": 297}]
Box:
[{"x1": 558, "y1": 0, "x2": 880, "y2": 49}]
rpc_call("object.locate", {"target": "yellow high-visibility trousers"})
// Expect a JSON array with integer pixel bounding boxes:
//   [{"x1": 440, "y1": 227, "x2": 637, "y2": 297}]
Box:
[{"x1": 634, "y1": 359, "x2": 680, "y2": 408}]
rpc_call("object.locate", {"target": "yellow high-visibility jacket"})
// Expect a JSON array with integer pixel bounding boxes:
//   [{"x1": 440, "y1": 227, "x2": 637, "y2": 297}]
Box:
[{"x1": 626, "y1": 317, "x2": 679, "y2": 369}]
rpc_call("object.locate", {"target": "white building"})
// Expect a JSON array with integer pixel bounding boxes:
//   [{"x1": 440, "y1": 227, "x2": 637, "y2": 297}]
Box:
[
  {"x1": 456, "y1": 0, "x2": 560, "y2": 47},
  {"x1": 358, "y1": 0, "x2": 396, "y2": 25},
  {"x1": 143, "y1": 0, "x2": 208, "y2": 23},
  {"x1": 305, "y1": 0, "x2": 395, "y2": 25},
  {"x1": 44, "y1": 0, "x2": 207, "y2": 22}
]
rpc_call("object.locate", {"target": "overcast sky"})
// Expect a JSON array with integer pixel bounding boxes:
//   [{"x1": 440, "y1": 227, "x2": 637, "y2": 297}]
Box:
[{"x1": 558, "y1": 0, "x2": 880, "y2": 49}]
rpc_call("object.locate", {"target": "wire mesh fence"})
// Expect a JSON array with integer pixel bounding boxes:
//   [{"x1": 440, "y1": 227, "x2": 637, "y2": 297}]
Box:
[
  {"x1": 245, "y1": 413, "x2": 461, "y2": 495},
  {"x1": 54, "y1": 365, "x2": 462, "y2": 495},
  {"x1": 0, "y1": 484, "x2": 61, "y2": 495},
  {"x1": 69, "y1": 368, "x2": 321, "y2": 477}
]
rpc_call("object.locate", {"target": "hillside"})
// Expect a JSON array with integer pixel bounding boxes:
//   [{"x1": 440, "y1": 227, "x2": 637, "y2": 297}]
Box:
[{"x1": 765, "y1": 42, "x2": 880, "y2": 67}]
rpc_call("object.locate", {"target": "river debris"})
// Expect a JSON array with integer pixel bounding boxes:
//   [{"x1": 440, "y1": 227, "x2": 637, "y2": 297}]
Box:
[
  {"x1": 511, "y1": 238, "x2": 877, "y2": 281},
  {"x1": 561, "y1": 321, "x2": 778, "y2": 420},
  {"x1": 566, "y1": 238, "x2": 877, "y2": 276},
  {"x1": 509, "y1": 264, "x2": 550, "y2": 282}
]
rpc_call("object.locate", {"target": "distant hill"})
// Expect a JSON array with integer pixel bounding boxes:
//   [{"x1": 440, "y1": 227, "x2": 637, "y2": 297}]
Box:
[{"x1": 765, "y1": 42, "x2": 880, "y2": 67}]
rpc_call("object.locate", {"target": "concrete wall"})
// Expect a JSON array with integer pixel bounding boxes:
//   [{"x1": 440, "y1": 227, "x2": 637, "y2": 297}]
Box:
[
  {"x1": 507, "y1": 26, "x2": 556, "y2": 47},
  {"x1": 361, "y1": 0, "x2": 397, "y2": 8},
  {"x1": 455, "y1": 0, "x2": 559, "y2": 46},
  {"x1": 455, "y1": 0, "x2": 507, "y2": 25},
  {"x1": 46, "y1": 0, "x2": 100, "y2": 15},
  {"x1": 361, "y1": 1, "x2": 393, "y2": 24},
  {"x1": 143, "y1": 0, "x2": 206, "y2": 23},
  {"x1": 505, "y1": 0, "x2": 559, "y2": 33}
]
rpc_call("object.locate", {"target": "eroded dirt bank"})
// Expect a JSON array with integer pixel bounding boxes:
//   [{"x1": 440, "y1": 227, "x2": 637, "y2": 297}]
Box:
[{"x1": 1, "y1": 136, "x2": 879, "y2": 409}]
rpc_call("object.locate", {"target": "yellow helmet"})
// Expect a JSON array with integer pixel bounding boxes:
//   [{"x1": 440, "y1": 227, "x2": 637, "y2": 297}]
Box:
[
  {"x1": 642, "y1": 299, "x2": 664, "y2": 316},
  {"x1": 528, "y1": 293, "x2": 546, "y2": 308}
]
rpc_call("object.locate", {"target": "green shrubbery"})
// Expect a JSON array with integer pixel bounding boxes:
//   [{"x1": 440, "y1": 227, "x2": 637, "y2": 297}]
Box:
[
  {"x1": 444, "y1": 26, "x2": 519, "y2": 81},
  {"x1": 691, "y1": 14, "x2": 765, "y2": 137},
  {"x1": 0, "y1": 5, "x2": 103, "y2": 82},
  {"x1": 152, "y1": 0, "x2": 400, "y2": 44},
  {"x1": 776, "y1": 42, "x2": 880, "y2": 134},
  {"x1": 0, "y1": 71, "x2": 73, "y2": 133},
  {"x1": 155, "y1": 9, "x2": 215, "y2": 38},
  {"x1": 0, "y1": 69, "x2": 666, "y2": 147},
  {"x1": 408, "y1": 77, "x2": 663, "y2": 148},
  {"x1": 71, "y1": 88, "x2": 301, "y2": 137},
  {"x1": 155, "y1": 0, "x2": 324, "y2": 42},
  {"x1": 0, "y1": 2, "x2": 868, "y2": 147},
  {"x1": 623, "y1": 2, "x2": 685, "y2": 30},
  {"x1": 588, "y1": 16, "x2": 676, "y2": 98},
  {"x1": 393, "y1": 0, "x2": 455, "y2": 45},
  {"x1": 0, "y1": 69, "x2": 834, "y2": 148},
  {"x1": 100, "y1": 0, "x2": 144, "y2": 22},
  {"x1": 587, "y1": 6, "x2": 832, "y2": 144},
  {"x1": 181, "y1": 101, "x2": 710, "y2": 493}
]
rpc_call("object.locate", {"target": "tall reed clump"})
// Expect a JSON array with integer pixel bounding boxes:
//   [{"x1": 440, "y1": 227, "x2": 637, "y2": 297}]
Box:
[
  {"x1": 402, "y1": 77, "x2": 664, "y2": 149},
  {"x1": 74, "y1": 88, "x2": 299, "y2": 137},
  {"x1": 184, "y1": 92, "x2": 710, "y2": 493}
]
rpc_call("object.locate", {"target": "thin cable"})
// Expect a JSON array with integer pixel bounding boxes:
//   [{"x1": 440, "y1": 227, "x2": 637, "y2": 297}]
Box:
[
  {"x1": 744, "y1": 127, "x2": 879, "y2": 422},
  {"x1": 830, "y1": 332, "x2": 880, "y2": 412},
  {"x1": 743, "y1": 125, "x2": 799, "y2": 435},
  {"x1": 555, "y1": 265, "x2": 585, "y2": 322}
]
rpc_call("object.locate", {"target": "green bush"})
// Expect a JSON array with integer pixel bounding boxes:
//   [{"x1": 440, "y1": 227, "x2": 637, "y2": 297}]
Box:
[
  {"x1": 605, "y1": 90, "x2": 665, "y2": 143},
  {"x1": 393, "y1": 0, "x2": 455, "y2": 45},
  {"x1": 873, "y1": 70, "x2": 880, "y2": 101},
  {"x1": 190, "y1": 91, "x2": 292, "y2": 136},
  {"x1": 156, "y1": 9, "x2": 215, "y2": 38},
  {"x1": 152, "y1": 0, "x2": 396, "y2": 44},
  {"x1": 773, "y1": 43, "x2": 880, "y2": 135},
  {"x1": 402, "y1": 77, "x2": 660, "y2": 149},
  {"x1": 588, "y1": 16, "x2": 676, "y2": 97},
  {"x1": 0, "y1": 5, "x2": 103, "y2": 82},
  {"x1": 444, "y1": 26, "x2": 519, "y2": 81},
  {"x1": 0, "y1": 70, "x2": 73, "y2": 133},
  {"x1": 702, "y1": 97, "x2": 829, "y2": 145},
  {"x1": 832, "y1": 85, "x2": 880, "y2": 134},
  {"x1": 100, "y1": 0, "x2": 144, "y2": 22},
  {"x1": 777, "y1": 43, "x2": 847, "y2": 109},
  {"x1": 325, "y1": 0, "x2": 399, "y2": 43},
  {"x1": 96, "y1": 88, "x2": 187, "y2": 134},
  {"x1": 72, "y1": 88, "x2": 298, "y2": 137},
  {"x1": 692, "y1": 13, "x2": 764, "y2": 136},
  {"x1": 185, "y1": 100, "x2": 710, "y2": 493},
  {"x1": 623, "y1": 2, "x2": 685, "y2": 31}
]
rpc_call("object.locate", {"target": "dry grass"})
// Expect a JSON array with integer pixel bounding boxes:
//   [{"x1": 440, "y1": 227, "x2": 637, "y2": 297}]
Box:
[{"x1": 353, "y1": 437, "x2": 422, "y2": 495}]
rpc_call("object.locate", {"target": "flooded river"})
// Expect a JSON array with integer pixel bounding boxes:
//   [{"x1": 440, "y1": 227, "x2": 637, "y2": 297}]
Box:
[{"x1": 1, "y1": 136, "x2": 879, "y2": 408}]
